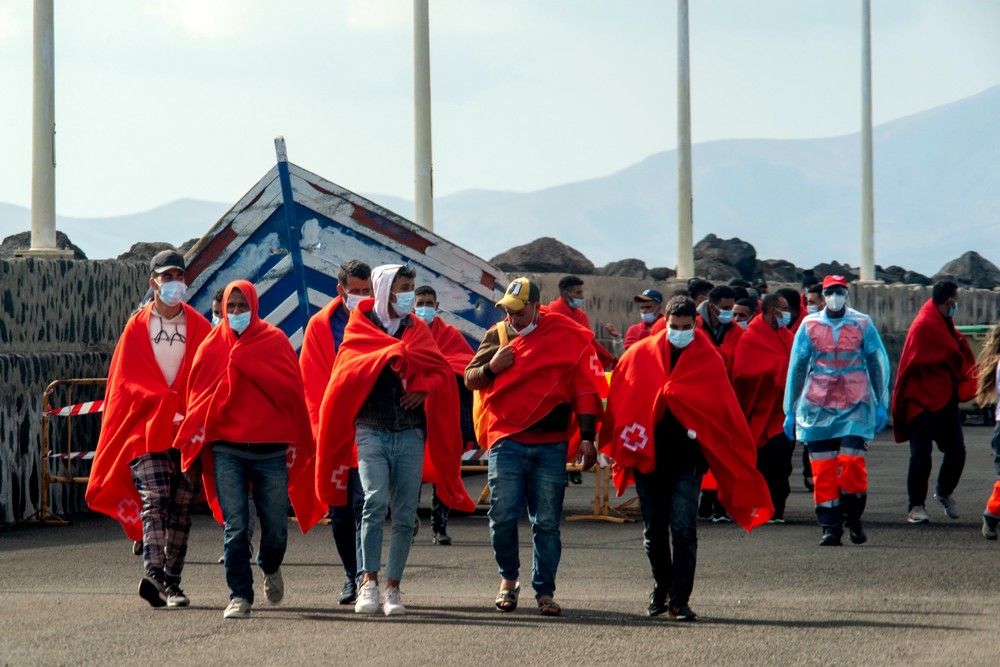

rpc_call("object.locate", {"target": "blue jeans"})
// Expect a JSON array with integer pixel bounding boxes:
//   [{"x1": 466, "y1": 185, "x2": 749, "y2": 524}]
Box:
[
  {"x1": 213, "y1": 449, "x2": 289, "y2": 603},
  {"x1": 487, "y1": 438, "x2": 567, "y2": 599},
  {"x1": 356, "y1": 426, "x2": 425, "y2": 582}
]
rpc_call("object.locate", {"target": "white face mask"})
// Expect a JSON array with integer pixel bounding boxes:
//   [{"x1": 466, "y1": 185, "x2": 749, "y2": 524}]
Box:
[
  {"x1": 516, "y1": 321, "x2": 537, "y2": 336},
  {"x1": 345, "y1": 293, "x2": 366, "y2": 311},
  {"x1": 824, "y1": 293, "x2": 847, "y2": 312},
  {"x1": 509, "y1": 307, "x2": 538, "y2": 336},
  {"x1": 807, "y1": 304, "x2": 820, "y2": 315}
]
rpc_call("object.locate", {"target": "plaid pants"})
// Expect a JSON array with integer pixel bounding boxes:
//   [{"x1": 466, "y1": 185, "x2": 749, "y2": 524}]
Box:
[{"x1": 129, "y1": 449, "x2": 201, "y2": 584}]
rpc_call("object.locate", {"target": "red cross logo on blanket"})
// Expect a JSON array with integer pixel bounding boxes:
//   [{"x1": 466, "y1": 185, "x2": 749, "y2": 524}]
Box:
[
  {"x1": 117, "y1": 498, "x2": 141, "y2": 525},
  {"x1": 621, "y1": 423, "x2": 649, "y2": 453},
  {"x1": 331, "y1": 465, "x2": 350, "y2": 490},
  {"x1": 286, "y1": 446, "x2": 297, "y2": 470},
  {"x1": 589, "y1": 353, "x2": 604, "y2": 376}
]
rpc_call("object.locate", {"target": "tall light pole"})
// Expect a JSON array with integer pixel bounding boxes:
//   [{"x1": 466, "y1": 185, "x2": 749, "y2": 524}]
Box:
[
  {"x1": 25, "y1": 0, "x2": 68, "y2": 257},
  {"x1": 676, "y1": 0, "x2": 694, "y2": 279},
  {"x1": 413, "y1": 0, "x2": 434, "y2": 231},
  {"x1": 859, "y1": 0, "x2": 875, "y2": 281}
]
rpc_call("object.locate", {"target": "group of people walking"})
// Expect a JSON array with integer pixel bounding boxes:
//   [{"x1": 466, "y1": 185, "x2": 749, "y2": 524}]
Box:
[{"x1": 85, "y1": 250, "x2": 1000, "y2": 622}]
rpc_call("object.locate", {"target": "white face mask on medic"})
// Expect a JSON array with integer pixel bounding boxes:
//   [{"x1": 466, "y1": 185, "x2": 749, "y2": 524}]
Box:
[{"x1": 824, "y1": 292, "x2": 847, "y2": 312}]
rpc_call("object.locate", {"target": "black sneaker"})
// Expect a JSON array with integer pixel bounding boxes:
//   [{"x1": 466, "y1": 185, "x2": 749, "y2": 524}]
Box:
[
  {"x1": 338, "y1": 578, "x2": 358, "y2": 605},
  {"x1": 131, "y1": 541, "x2": 142, "y2": 556},
  {"x1": 804, "y1": 476, "x2": 814, "y2": 492},
  {"x1": 568, "y1": 471, "x2": 583, "y2": 485},
  {"x1": 165, "y1": 583, "x2": 190, "y2": 607},
  {"x1": 667, "y1": 602, "x2": 697, "y2": 621},
  {"x1": 139, "y1": 574, "x2": 167, "y2": 608},
  {"x1": 711, "y1": 513, "x2": 733, "y2": 524},
  {"x1": 847, "y1": 520, "x2": 867, "y2": 545},
  {"x1": 433, "y1": 530, "x2": 452, "y2": 545},
  {"x1": 820, "y1": 529, "x2": 843, "y2": 547},
  {"x1": 697, "y1": 495, "x2": 714, "y2": 520},
  {"x1": 647, "y1": 589, "x2": 668, "y2": 617}
]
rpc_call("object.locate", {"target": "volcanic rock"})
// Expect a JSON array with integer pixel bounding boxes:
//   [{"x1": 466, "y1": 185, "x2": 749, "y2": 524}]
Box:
[
  {"x1": 0, "y1": 231, "x2": 87, "y2": 259},
  {"x1": 598, "y1": 258, "x2": 648, "y2": 279},
  {"x1": 117, "y1": 241, "x2": 179, "y2": 262},
  {"x1": 934, "y1": 251, "x2": 1000, "y2": 289},
  {"x1": 490, "y1": 237, "x2": 595, "y2": 275},
  {"x1": 694, "y1": 234, "x2": 757, "y2": 281}
]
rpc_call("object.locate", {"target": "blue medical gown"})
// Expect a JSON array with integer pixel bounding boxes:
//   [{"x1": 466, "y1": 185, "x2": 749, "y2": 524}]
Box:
[{"x1": 783, "y1": 308, "x2": 890, "y2": 442}]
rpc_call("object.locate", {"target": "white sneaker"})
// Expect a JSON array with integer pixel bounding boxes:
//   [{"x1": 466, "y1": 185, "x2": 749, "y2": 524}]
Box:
[
  {"x1": 907, "y1": 506, "x2": 930, "y2": 524},
  {"x1": 933, "y1": 493, "x2": 959, "y2": 520},
  {"x1": 263, "y1": 568, "x2": 284, "y2": 604},
  {"x1": 382, "y1": 586, "x2": 406, "y2": 616},
  {"x1": 223, "y1": 597, "x2": 251, "y2": 619},
  {"x1": 354, "y1": 581, "x2": 380, "y2": 614}
]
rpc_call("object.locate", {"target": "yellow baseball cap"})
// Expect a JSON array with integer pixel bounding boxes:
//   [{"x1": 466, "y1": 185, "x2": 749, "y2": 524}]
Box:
[{"x1": 496, "y1": 277, "x2": 541, "y2": 312}]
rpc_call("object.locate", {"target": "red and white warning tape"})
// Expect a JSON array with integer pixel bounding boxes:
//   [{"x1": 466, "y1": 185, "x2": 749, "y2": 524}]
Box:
[
  {"x1": 45, "y1": 451, "x2": 96, "y2": 460},
  {"x1": 46, "y1": 401, "x2": 183, "y2": 425},
  {"x1": 46, "y1": 400, "x2": 104, "y2": 417}
]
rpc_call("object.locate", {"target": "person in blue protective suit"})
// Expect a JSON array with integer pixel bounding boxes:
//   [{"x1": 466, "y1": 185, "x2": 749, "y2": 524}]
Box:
[{"x1": 783, "y1": 275, "x2": 890, "y2": 547}]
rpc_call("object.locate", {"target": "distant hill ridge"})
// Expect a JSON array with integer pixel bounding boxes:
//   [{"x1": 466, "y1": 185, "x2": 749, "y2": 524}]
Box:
[{"x1": 1, "y1": 84, "x2": 998, "y2": 274}]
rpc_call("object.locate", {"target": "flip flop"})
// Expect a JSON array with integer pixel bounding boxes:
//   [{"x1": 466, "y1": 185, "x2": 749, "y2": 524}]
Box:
[
  {"x1": 495, "y1": 583, "x2": 520, "y2": 612},
  {"x1": 537, "y1": 596, "x2": 562, "y2": 617}
]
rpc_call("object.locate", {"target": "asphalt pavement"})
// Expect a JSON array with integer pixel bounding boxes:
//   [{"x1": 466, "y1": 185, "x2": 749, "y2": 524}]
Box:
[{"x1": 2, "y1": 428, "x2": 998, "y2": 666}]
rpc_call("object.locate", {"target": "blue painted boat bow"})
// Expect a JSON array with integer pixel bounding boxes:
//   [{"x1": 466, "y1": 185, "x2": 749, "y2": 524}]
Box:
[{"x1": 183, "y1": 138, "x2": 508, "y2": 350}]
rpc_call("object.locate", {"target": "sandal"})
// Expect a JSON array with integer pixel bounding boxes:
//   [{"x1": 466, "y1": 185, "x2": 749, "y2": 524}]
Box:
[
  {"x1": 495, "y1": 583, "x2": 520, "y2": 612},
  {"x1": 537, "y1": 596, "x2": 562, "y2": 617}
]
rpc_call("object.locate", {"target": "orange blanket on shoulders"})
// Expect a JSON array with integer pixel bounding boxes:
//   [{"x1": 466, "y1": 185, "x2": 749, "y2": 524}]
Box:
[
  {"x1": 731, "y1": 316, "x2": 793, "y2": 447},
  {"x1": 891, "y1": 299, "x2": 977, "y2": 441},
  {"x1": 299, "y1": 296, "x2": 343, "y2": 437},
  {"x1": 476, "y1": 312, "x2": 606, "y2": 454},
  {"x1": 86, "y1": 302, "x2": 211, "y2": 540},
  {"x1": 314, "y1": 299, "x2": 475, "y2": 512},
  {"x1": 545, "y1": 298, "x2": 616, "y2": 369},
  {"x1": 429, "y1": 316, "x2": 475, "y2": 376},
  {"x1": 174, "y1": 280, "x2": 325, "y2": 534},
  {"x1": 599, "y1": 330, "x2": 772, "y2": 532}
]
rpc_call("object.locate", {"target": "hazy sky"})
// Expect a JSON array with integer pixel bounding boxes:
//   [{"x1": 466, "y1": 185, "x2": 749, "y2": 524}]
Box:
[{"x1": 1, "y1": 0, "x2": 998, "y2": 217}]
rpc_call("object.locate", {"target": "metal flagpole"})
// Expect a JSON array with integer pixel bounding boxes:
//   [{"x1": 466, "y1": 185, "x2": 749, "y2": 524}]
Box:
[
  {"x1": 413, "y1": 0, "x2": 434, "y2": 231},
  {"x1": 859, "y1": 0, "x2": 876, "y2": 282},
  {"x1": 23, "y1": 0, "x2": 69, "y2": 257},
  {"x1": 676, "y1": 0, "x2": 694, "y2": 279}
]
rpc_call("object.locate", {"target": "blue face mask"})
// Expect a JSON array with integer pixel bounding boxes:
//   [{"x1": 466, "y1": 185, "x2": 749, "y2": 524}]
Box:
[
  {"x1": 779, "y1": 311, "x2": 792, "y2": 328},
  {"x1": 569, "y1": 297, "x2": 585, "y2": 310},
  {"x1": 393, "y1": 291, "x2": 416, "y2": 315},
  {"x1": 806, "y1": 304, "x2": 820, "y2": 315},
  {"x1": 667, "y1": 328, "x2": 695, "y2": 349},
  {"x1": 414, "y1": 306, "x2": 436, "y2": 324},
  {"x1": 158, "y1": 280, "x2": 187, "y2": 307},
  {"x1": 717, "y1": 308, "x2": 734, "y2": 325},
  {"x1": 345, "y1": 293, "x2": 366, "y2": 311},
  {"x1": 640, "y1": 311, "x2": 658, "y2": 325},
  {"x1": 947, "y1": 302, "x2": 958, "y2": 318},
  {"x1": 228, "y1": 311, "x2": 251, "y2": 334}
]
